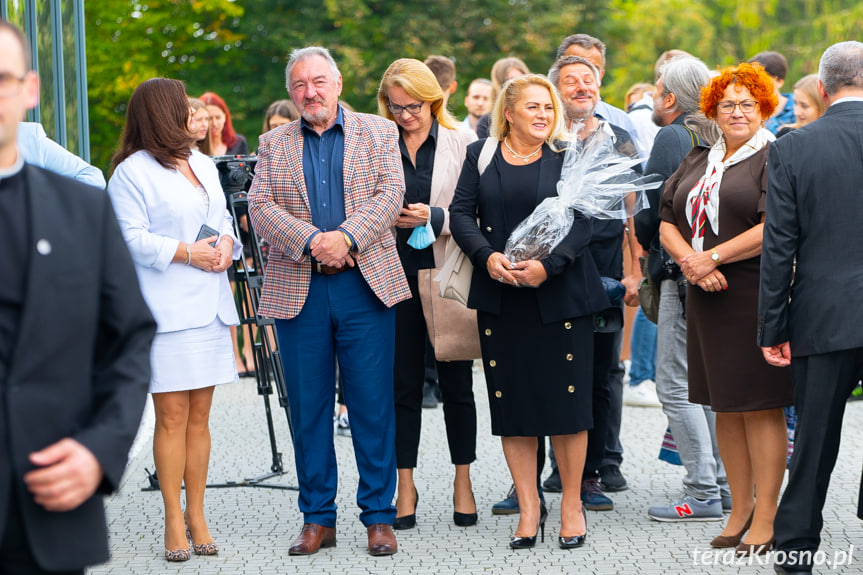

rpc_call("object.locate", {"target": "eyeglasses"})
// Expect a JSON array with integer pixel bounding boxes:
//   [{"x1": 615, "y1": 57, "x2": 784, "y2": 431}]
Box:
[
  {"x1": 386, "y1": 102, "x2": 424, "y2": 116},
  {"x1": 0, "y1": 72, "x2": 27, "y2": 98},
  {"x1": 716, "y1": 100, "x2": 759, "y2": 114}
]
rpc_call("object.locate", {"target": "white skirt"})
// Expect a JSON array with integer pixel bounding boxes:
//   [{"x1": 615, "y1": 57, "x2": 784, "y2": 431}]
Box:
[{"x1": 149, "y1": 317, "x2": 238, "y2": 394}]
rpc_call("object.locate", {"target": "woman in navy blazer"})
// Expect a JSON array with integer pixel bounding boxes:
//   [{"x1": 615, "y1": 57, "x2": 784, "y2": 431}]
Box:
[
  {"x1": 450, "y1": 74, "x2": 608, "y2": 550},
  {"x1": 108, "y1": 78, "x2": 242, "y2": 562}
]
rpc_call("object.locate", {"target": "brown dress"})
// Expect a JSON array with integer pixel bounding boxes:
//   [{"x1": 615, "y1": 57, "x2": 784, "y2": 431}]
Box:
[{"x1": 659, "y1": 146, "x2": 792, "y2": 412}]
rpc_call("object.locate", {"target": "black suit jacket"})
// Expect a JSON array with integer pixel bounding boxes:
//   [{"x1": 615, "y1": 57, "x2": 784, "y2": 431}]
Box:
[
  {"x1": 449, "y1": 140, "x2": 609, "y2": 323},
  {"x1": 0, "y1": 164, "x2": 156, "y2": 570},
  {"x1": 759, "y1": 101, "x2": 863, "y2": 356}
]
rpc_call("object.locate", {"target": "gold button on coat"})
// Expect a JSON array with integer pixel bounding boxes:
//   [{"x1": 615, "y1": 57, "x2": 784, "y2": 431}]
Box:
[
  {"x1": 566, "y1": 353, "x2": 573, "y2": 361},
  {"x1": 486, "y1": 226, "x2": 493, "y2": 232},
  {"x1": 567, "y1": 385, "x2": 575, "y2": 393},
  {"x1": 495, "y1": 391, "x2": 502, "y2": 398},
  {"x1": 485, "y1": 329, "x2": 492, "y2": 336},
  {"x1": 489, "y1": 360, "x2": 496, "y2": 367},
  {"x1": 564, "y1": 321, "x2": 572, "y2": 329}
]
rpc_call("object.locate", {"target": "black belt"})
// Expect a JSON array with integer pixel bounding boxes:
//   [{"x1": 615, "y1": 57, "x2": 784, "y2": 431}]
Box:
[{"x1": 312, "y1": 262, "x2": 355, "y2": 275}]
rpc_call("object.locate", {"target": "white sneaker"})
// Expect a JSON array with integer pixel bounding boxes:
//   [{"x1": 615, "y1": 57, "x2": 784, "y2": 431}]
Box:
[{"x1": 624, "y1": 379, "x2": 662, "y2": 407}]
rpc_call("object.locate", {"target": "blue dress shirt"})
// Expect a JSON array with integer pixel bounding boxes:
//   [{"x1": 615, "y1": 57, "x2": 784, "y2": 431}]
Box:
[
  {"x1": 300, "y1": 107, "x2": 356, "y2": 250},
  {"x1": 17, "y1": 122, "x2": 106, "y2": 188}
]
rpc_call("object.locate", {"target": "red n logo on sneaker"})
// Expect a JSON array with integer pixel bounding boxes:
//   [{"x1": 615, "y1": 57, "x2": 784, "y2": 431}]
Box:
[{"x1": 674, "y1": 503, "x2": 693, "y2": 517}]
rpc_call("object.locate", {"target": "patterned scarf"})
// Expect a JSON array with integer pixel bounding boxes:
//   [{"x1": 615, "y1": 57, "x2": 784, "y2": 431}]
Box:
[{"x1": 685, "y1": 128, "x2": 774, "y2": 251}]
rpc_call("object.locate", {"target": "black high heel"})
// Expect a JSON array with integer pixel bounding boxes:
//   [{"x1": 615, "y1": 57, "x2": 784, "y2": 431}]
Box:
[
  {"x1": 558, "y1": 508, "x2": 587, "y2": 549},
  {"x1": 393, "y1": 488, "x2": 418, "y2": 530},
  {"x1": 509, "y1": 502, "x2": 547, "y2": 549},
  {"x1": 453, "y1": 491, "x2": 478, "y2": 527}
]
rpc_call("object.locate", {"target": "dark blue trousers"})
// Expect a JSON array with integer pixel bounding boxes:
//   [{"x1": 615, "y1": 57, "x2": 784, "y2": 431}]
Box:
[{"x1": 275, "y1": 269, "x2": 397, "y2": 527}]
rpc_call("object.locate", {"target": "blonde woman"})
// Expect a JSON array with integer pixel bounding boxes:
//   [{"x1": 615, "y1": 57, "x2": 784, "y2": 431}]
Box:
[
  {"x1": 450, "y1": 74, "x2": 609, "y2": 549},
  {"x1": 377, "y1": 58, "x2": 479, "y2": 530}
]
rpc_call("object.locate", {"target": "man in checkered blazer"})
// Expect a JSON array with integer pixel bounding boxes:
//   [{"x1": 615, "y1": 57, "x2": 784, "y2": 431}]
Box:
[{"x1": 249, "y1": 46, "x2": 410, "y2": 557}]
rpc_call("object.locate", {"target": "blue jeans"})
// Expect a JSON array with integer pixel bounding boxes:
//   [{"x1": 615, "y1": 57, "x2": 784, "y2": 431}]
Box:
[{"x1": 629, "y1": 307, "x2": 657, "y2": 385}]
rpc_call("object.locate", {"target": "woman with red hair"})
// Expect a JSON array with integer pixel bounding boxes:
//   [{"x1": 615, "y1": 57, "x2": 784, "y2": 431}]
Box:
[
  {"x1": 200, "y1": 92, "x2": 249, "y2": 156},
  {"x1": 658, "y1": 63, "x2": 792, "y2": 555}
]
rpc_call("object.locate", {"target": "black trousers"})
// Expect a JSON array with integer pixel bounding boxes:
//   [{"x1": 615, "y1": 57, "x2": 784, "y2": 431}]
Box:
[
  {"x1": 583, "y1": 329, "x2": 617, "y2": 478},
  {"x1": 774, "y1": 347, "x2": 863, "y2": 569},
  {"x1": 0, "y1": 488, "x2": 84, "y2": 575},
  {"x1": 393, "y1": 275, "x2": 477, "y2": 469}
]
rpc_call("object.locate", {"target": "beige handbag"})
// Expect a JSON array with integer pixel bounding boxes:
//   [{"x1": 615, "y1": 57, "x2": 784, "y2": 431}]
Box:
[
  {"x1": 418, "y1": 268, "x2": 481, "y2": 361},
  {"x1": 434, "y1": 137, "x2": 498, "y2": 306},
  {"x1": 435, "y1": 236, "x2": 473, "y2": 306}
]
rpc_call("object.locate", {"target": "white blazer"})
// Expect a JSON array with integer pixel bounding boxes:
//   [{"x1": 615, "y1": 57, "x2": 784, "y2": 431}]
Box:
[{"x1": 107, "y1": 150, "x2": 242, "y2": 333}]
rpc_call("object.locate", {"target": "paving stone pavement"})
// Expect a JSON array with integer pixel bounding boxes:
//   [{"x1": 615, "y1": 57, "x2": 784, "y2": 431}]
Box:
[{"x1": 88, "y1": 367, "x2": 863, "y2": 575}]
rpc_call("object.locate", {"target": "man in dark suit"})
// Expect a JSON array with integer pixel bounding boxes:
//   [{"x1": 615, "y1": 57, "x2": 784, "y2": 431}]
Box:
[
  {"x1": 0, "y1": 21, "x2": 156, "y2": 574},
  {"x1": 249, "y1": 46, "x2": 409, "y2": 557},
  {"x1": 759, "y1": 40, "x2": 863, "y2": 575}
]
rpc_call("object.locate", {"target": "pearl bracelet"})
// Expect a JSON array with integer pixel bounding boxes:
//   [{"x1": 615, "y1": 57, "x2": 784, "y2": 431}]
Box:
[{"x1": 185, "y1": 244, "x2": 192, "y2": 266}]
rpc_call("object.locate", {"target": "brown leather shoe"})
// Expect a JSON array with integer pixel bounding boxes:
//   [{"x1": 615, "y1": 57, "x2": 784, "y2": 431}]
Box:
[
  {"x1": 367, "y1": 523, "x2": 398, "y2": 556},
  {"x1": 288, "y1": 523, "x2": 336, "y2": 555}
]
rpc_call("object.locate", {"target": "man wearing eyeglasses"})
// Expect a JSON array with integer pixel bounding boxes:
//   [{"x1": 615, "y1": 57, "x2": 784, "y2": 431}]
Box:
[
  {"x1": 0, "y1": 21, "x2": 155, "y2": 574},
  {"x1": 249, "y1": 46, "x2": 408, "y2": 557}
]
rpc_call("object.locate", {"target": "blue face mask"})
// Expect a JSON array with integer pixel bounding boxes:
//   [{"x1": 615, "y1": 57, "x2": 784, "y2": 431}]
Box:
[{"x1": 407, "y1": 218, "x2": 436, "y2": 250}]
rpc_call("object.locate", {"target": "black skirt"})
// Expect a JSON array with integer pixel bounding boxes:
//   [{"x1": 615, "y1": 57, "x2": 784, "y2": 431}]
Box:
[{"x1": 478, "y1": 285, "x2": 593, "y2": 436}]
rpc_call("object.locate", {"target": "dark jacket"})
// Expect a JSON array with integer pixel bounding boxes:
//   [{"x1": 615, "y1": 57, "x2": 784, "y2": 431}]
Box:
[
  {"x1": 0, "y1": 165, "x2": 155, "y2": 571},
  {"x1": 449, "y1": 139, "x2": 609, "y2": 323},
  {"x1": 759, "y1": 101, "x2": 863, "y2": 355}
]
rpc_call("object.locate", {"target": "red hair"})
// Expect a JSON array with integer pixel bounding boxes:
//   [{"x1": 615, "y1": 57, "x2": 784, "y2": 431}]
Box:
[
  {"x1": 700, "y1": 63, "x2": 778, "y2": 120},
  {"x1": 200, "y1": 92, "x2": 239, "y2": 149}
]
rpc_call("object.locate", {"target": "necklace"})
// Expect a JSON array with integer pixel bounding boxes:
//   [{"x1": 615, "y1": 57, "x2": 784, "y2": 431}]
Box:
[{"x1": 504, "y1": 137, "x2": 542, "y2": 163}]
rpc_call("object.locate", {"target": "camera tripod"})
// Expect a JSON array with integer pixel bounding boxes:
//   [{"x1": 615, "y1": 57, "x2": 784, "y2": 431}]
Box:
[{"x1": 143, "y1": 162, "x2": 298, "y2": 492}]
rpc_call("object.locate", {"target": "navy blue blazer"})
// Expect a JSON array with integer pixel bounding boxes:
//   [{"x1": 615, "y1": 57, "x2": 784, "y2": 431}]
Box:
[{"x1": 449, "y1": 139, "x2": 610, "y2": 324}]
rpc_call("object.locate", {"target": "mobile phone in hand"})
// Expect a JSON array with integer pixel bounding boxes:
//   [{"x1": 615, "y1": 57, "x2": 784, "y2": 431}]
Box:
[{"x1": 196, "y1": 224, "x2": 219, "y2": 247}]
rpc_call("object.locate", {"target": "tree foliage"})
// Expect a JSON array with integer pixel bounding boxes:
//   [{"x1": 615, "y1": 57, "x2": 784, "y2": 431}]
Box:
[{"x1": 85, "y1": 0, "x2": 863, "y2": 174}]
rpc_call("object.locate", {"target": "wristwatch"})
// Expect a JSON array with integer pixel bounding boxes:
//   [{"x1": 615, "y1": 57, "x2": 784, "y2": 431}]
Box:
[
  {"x1": 340, "y1": 230, "x2": 353, "y2": 249},
  {"x1": 711, "y1": 248, "x2": 721, "y2": 264}
]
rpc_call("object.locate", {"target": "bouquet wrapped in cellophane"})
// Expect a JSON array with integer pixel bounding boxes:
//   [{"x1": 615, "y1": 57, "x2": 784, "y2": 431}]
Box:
[{"x1": 504, "y1": 122, "x2": 662, "y2": 263}]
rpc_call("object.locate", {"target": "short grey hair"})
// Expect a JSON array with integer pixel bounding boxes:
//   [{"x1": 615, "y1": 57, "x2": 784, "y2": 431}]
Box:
[
  {"x1": 818, "y1": 41, "x2": 863, "y2": 96},
  {"x1": 548, "y1": 56, "x2": 600, "y2": 89},
  {"x1": 285, "y1": 46, "x2": 341, "y2": 91},
  {"x1": 556, "y1": 34, "x2": 606, "y2": 69},
  {"x1": 658, "y1": 56, "x2": 711, "y2": 114}
]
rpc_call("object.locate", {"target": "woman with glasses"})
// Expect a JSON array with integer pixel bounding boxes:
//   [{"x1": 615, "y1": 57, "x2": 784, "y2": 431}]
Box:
[
  {"x1": 659, "y1": 63, "x2": 792, "y2": 555},
  {"x1": 376, "y1": 58, "x2": 479, "y2": 530}
]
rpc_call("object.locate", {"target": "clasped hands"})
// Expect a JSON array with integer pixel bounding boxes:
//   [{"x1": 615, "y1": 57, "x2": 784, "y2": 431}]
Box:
[
  {"x1": 680, "y1": 250, "x2": 727, "y2": 293},
  {"x1": 487, "y1": 252, "x2": 547, "y2": 288},
  {"x1": 395, "y1": 203, "x2": 430, "y2": 228},
  {"x1": 189, "y1": 235, "x2": 234, "y2": 272},
  {"x1": 310, "y1": 230, "x2": 355, "y2": 269}
]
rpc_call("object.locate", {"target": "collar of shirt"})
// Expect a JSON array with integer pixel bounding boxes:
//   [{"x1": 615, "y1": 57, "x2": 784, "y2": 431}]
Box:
[
  {"x1": 831, "y1": 96, "x2": 863, "y2": 106},
  {"x1": 301, "y1": 105, "x2": 345, "y2": 137},
  {"x1": 0, "y1": 150, "x2": 25, "y2": 181},
  {"x1": 398, "y1": 118, "x2": 438, "y2": 157}
]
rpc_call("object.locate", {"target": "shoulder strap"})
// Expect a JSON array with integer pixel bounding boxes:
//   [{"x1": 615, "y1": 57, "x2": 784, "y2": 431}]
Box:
[
  {"x1": 477, "y1": 137, "x2": 497, "y2": 176},
  {"x1": 681, "y1": 124, "x2": 701, "y2": 148}
]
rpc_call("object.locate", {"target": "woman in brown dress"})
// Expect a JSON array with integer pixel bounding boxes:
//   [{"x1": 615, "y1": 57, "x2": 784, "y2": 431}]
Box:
[{"x1": 659, "y1": 63, "x2": 792, "y2": 555}]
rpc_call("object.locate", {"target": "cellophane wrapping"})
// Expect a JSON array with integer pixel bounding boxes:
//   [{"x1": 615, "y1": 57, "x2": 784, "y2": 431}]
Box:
[{"x1": 504, "y1": 122, "x2": 661, "y2": 263}]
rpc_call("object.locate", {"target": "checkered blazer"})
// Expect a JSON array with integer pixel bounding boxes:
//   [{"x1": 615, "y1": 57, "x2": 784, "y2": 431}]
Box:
[{"x1": 248, "y1": 109, "x2": 410, "y2": 319}]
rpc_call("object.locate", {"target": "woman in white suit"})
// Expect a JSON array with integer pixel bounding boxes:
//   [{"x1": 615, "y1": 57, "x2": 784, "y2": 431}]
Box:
[
  {"x1": 377, "y1": 59, "x2": 479, "y2": 529},
  {"x1": 108, "y1": 78, "x2": 242, "y2": 561}
]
